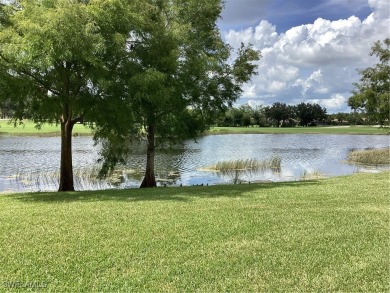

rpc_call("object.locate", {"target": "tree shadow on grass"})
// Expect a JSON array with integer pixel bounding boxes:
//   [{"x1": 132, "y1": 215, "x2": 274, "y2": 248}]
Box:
[{"x1": 4, "y1": 180, "x2": 321, "y2": 204}]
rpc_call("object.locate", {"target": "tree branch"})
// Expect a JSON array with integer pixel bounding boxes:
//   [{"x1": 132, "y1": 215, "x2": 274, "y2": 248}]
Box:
[{"x1": 19, "y1": 68, "x2": 61, "y2": 96}]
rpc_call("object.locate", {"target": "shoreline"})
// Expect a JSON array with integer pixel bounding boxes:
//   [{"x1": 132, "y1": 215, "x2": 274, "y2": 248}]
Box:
[
  {"x1": 0, "y1": 124, "x2": 388, "y2": 137},
  {"x1": 2, "y1": 168, "x2": 389, "y2": 195},
  {"x1": 205, "y1": 126, "x2": 389, "y2": 136}
]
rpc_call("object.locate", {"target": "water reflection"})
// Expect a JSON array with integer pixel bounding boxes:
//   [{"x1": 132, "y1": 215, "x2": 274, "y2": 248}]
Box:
[{"x1": 0, "y1": 134, "x2": 389, "y2": 192}]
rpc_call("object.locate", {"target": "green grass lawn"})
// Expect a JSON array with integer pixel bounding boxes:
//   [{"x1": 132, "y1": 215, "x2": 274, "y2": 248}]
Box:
[
  {"x1": 208, "y1": 126, "x2": 389, "y2": 135},
  {"x1": 1, "y1": 172, "x2": 389, "y2": 291},
  {"x1": 0, "y1": 120, "x2": 92, "y2": 136}
]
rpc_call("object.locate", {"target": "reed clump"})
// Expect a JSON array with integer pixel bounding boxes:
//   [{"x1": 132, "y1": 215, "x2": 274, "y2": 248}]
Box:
[
  {"x1": 301, "y1": 169, "x2": 323, "y2": 180},
  {"x1": 207, "y1": 157, "x2": 281, "y2": 173},
  {"x1": 347, "y1": 148, "x2": 390, "y2": 165},
  {"x1": 13, "y1": 166, "x2": 115, "y2": 191}
]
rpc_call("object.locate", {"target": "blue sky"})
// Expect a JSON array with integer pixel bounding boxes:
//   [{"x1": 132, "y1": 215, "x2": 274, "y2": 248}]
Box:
[
  {"x1": 217, "y1": 0, "x2": 389, "y2": 113},
  {"x1": 219, "y1": 0, "x2": 373, "y2": 32}
]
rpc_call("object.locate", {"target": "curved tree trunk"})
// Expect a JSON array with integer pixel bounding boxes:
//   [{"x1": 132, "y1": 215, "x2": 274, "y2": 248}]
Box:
[
  {"x1": 140, "y1": 123, "x2": 157, "y2": 188},
  {"x1": 58, "y1": 116, "x2": 75, "y2": 192}
]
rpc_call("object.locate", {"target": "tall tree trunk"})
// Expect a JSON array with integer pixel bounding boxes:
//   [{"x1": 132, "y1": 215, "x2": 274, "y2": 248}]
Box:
[
  {"x1": 58, "y1": 116, "x2": 75, "y2": 192},
  {"x1": 140, "y1": 124, "x2": 157, "y2": 188}
]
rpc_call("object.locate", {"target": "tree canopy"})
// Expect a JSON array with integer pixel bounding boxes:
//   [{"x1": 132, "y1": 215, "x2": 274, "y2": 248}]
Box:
[
  {"x1": 97, "y1": 0, "x2": 260, "y2": 188},
  {"x1": 0, "y1": 0, "x2": 260, "y2": 190},
  {"x1": 217, "y1": 102, "x2": 328, "y2": 127},
  {"x1": 0, "y1": 0, "x2": 135, "y2": 191},
  {"x1": 264, "y1": 103, "x2": 295, "y2": 127},
  {"x1": 348, "y1": 38, "x2": 390, "y2": 126},
  {"x1": 295, "y1": 102, "x2": 327, "y2": 126}
]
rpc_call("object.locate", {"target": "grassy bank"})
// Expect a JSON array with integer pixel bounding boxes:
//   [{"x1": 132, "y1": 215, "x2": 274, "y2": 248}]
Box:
[
  {"x1": 207, "y1": 126, "x2": 388, "y2": 135},
  {"x1": 1, "y1": 172, "x2": 389, "y2": 291},
  {"x1": 0, "y1": 120, "x2": 92, "y2": 136},
  {"x1": 1, "y1": 120, "x2": 388, "y2": 136}
]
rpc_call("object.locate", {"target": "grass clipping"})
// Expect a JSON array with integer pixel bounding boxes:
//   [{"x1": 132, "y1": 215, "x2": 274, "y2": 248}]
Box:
[
  {"x1": 347, "y1": 147, "x2": 390, "y2": 165},
  {"x1": 204, "y1": 157, "x2": 281, "y2": 173}
]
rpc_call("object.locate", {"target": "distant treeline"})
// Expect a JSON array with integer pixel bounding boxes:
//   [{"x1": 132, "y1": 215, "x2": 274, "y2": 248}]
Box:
[
  {"x1": 215, "y1": 102, "x2": 371, "y2": 127},
  {"x1": 1, "y1": 101, "x2": 370, "y2": 126}
]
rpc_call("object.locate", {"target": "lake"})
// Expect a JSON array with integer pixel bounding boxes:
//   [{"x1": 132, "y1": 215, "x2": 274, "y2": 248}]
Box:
[{"x1": 0, "y1": 134, "x2": 389, "y2": 192}]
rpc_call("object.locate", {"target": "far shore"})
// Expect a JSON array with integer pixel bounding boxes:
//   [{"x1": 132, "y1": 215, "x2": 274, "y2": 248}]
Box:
[
  {"x1": 206, "y1": 126, "x2": 389, "y2": 135},
  {"x1": 0, "y1": 120, "x2": 388, "y2": 136},
  {"x1": 0, "y1": 120, "x2": 93, "y2": 136}
]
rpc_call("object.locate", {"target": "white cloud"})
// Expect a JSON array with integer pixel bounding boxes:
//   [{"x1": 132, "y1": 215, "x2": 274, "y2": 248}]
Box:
[
  {"x1": 293, "y1": 69, "x2": 323, "y2": 95},
  {"x1": 308, "y1": 94, "x2": 348, "y2": 112},
  {"x1": 242, "y1": 84, "x2": 257, "y2": 98},
  {"x1": 368, "y1": 0, "x2": 390, "y2": 19},
  {"x1": 225, "y1": 0, "x2": 390, "y2": 113},
  {"x1": 254, "y1": 21, "x2": 279, "y2": 43},
  {"x1": 225, "y1": 20, "x2": 279, "y2": 49}
]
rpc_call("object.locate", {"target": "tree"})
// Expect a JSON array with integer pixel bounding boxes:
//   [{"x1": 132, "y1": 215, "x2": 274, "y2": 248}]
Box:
[
  {"x1": 220, "y1": 109, "x2": 235, "y2": 126},
  {"x1": 134, "y1": 1, "x2": 260, "y2": 187},
  {"x1": 295, "y1": 102, "x2": 327, "y2": 126},
  {"x1": 238, "y1": 104, "x2": 255, "y2": 127},
  {"x1": 216, "y1": 104, "x2": 268, "y2": 127},
  {"x1": 231, "y1": 108, "x2": 244, "y2": 126},
  {"x1": 348, "y1": 38, "x2": 390, "y2": 126},
  {"x1": 99, "y1": 0, "x2": 260, "y2": 188},
  {"x1": 264, "y1": 103, "x2": 294, "y2": 127},
  {"x1": 0, "y1": 0, "x2": 134, "y2": 191},
  {"x1": 252, "y1": 105, "x2": 268, "y2": 126},
  {"x1": 335, "y1": 112, "x2": 348, "y2": 124}
]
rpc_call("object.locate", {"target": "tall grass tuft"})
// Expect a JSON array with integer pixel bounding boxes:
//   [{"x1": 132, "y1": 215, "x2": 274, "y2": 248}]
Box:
[
  {"x1": 347, "y1": 147, "x2": 390, "y2": 165},
  {"x1": 12, "y1": 166, "x2": 118, "y2": 192},
  {"x1": 301, "y1": 169, "x2": 323, "y2": 180},
  {"x1": 207, "y1": 157, "x2": 281, "y2": 173}
]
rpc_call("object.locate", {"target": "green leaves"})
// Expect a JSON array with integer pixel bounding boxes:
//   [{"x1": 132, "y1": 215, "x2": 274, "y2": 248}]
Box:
[
  {"x1": 0, "y1": 0, "x2": 135, "y2": 122},
  {"x1": 348, "y1": 39, "x2": 390, "y2": 126},
  {"x1": 233, "y1": 43, "x2": 261, "y2": 84},
  {"x1": 0, "y1": 0, "x2": 140, "y2": 190},
  {"x1": 0, "y1": 0, "x2": 261, "y2": 184}
]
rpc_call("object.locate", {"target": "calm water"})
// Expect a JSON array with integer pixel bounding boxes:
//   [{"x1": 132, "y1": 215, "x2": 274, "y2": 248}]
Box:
[{"x1": 0, "y1": 134, "x2": 389, "y2": 192}]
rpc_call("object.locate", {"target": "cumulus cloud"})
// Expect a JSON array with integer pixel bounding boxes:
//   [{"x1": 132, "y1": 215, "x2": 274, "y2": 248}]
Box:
[
  {"x1": 223, "y1": 0, "x2": 390, "y2": 113},
  {"x1": 293, "y1": 69, "x2": 324, "y2": 95},
  {"x1": 308, "y1": 94, "x2": 348, "y2": 112}
]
